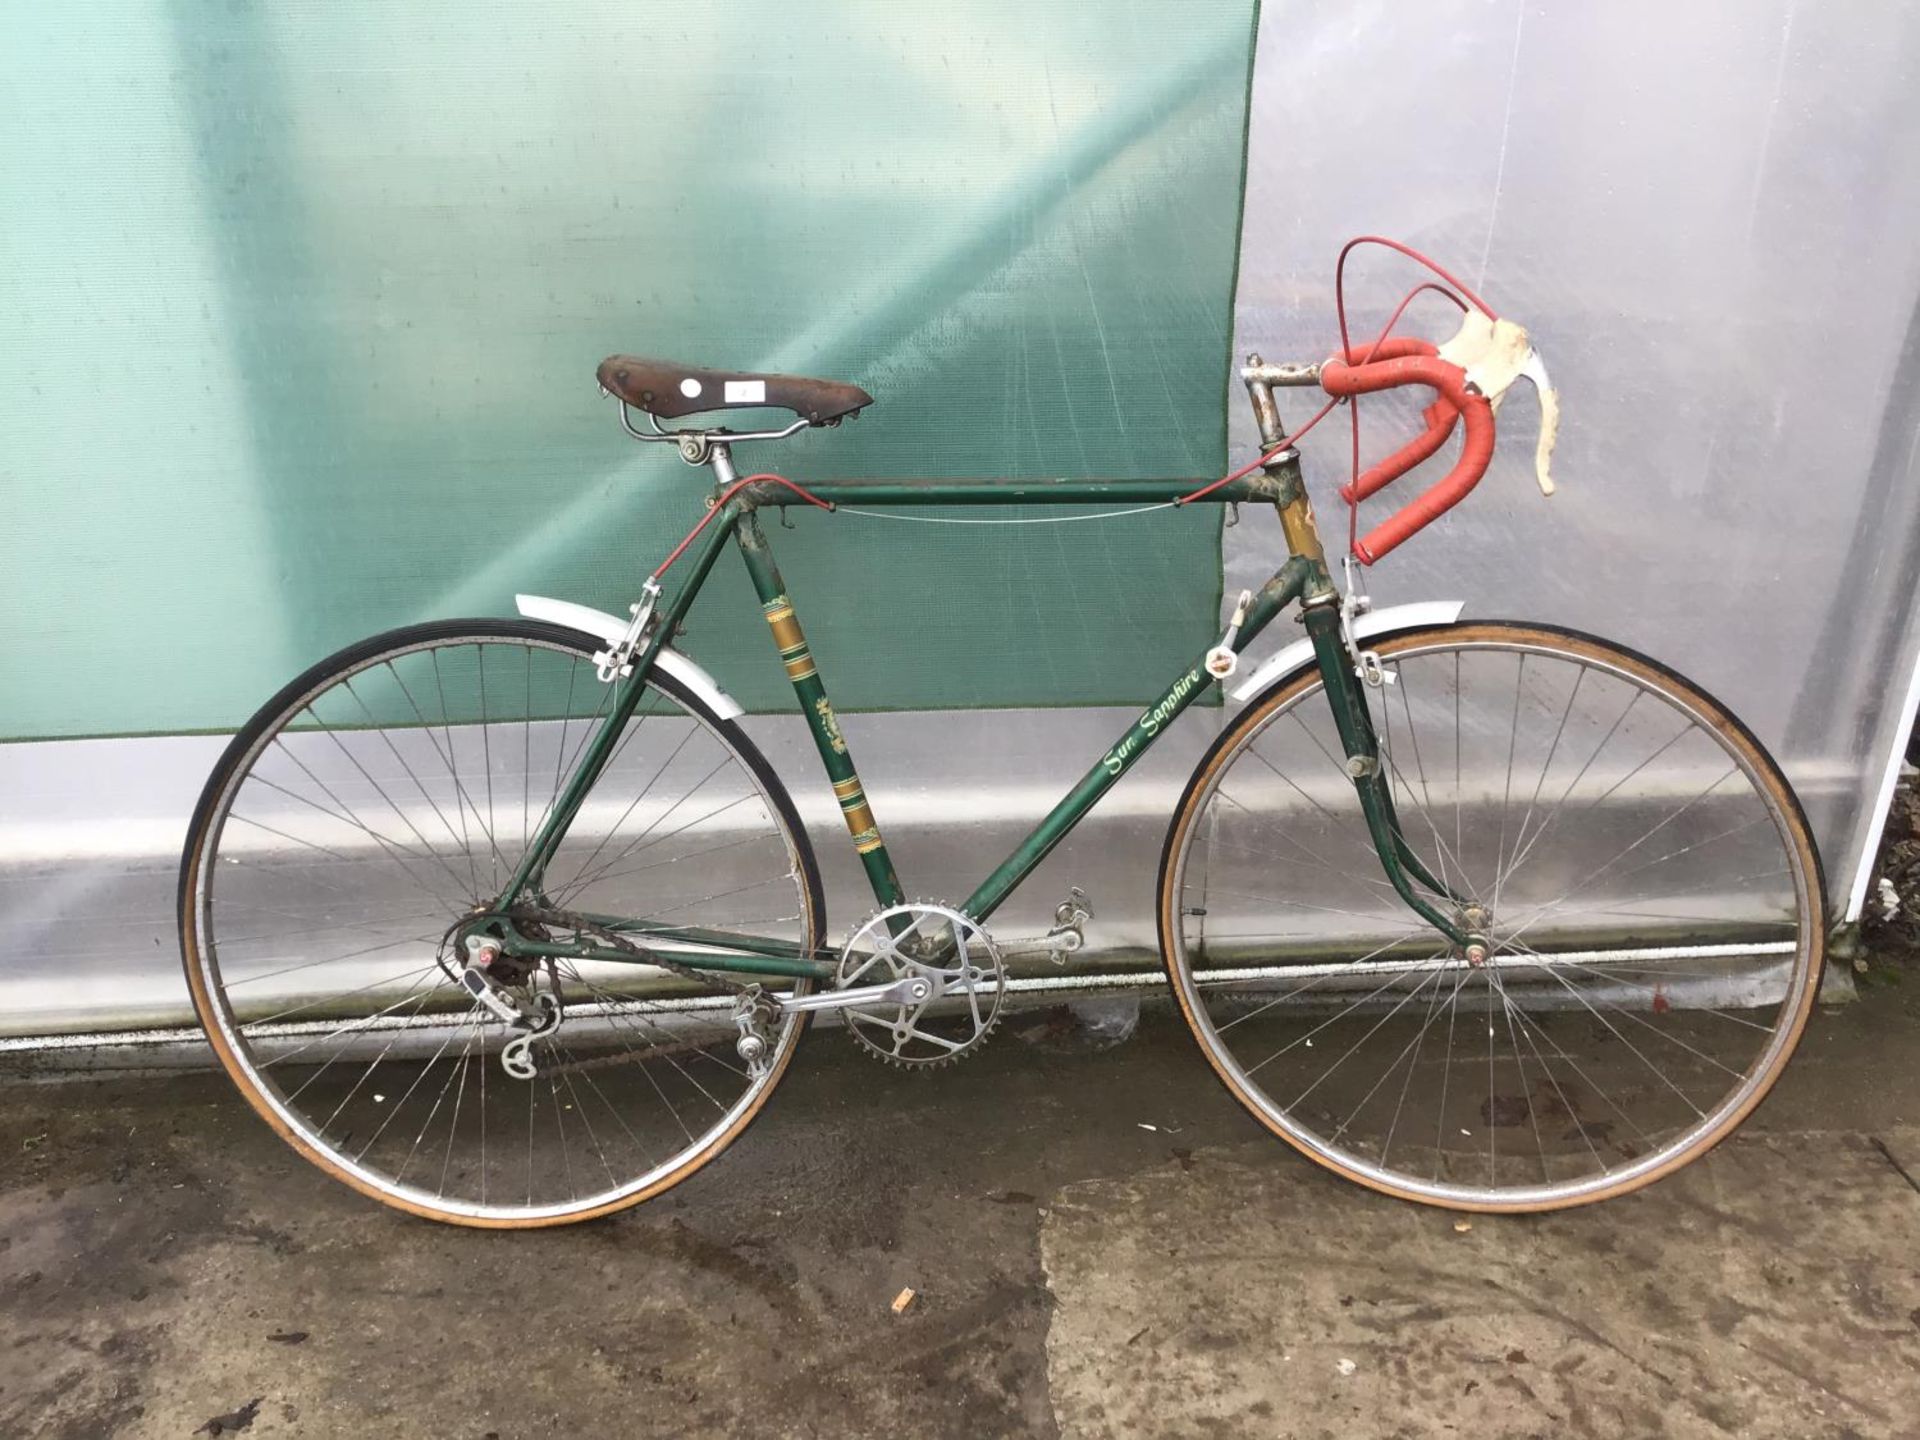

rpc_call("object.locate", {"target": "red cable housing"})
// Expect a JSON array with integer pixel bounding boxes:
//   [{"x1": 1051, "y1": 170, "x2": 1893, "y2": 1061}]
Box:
[
  {"x1": 642, "y1": 239, "x2": 1506, "y2": 578},
  {"x1": 1327, "y1": 239, "x2": 1501, "y2": 562},
  {"x1": 652, "y1": 473, "x2": 834, "y2": 578}
]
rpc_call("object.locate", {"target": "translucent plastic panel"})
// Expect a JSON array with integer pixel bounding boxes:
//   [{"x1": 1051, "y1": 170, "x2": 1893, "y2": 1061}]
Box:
[
  {"x1": 1226, "y1": 0, "x2": 1920, "y2": 912},
  {"x1": 0, "y1": 1, "x2": 1257, "y2": 739}
]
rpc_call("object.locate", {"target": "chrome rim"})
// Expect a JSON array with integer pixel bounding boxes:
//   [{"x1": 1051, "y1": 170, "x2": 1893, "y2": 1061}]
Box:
[
  {"x1": 1169, "y1": 630, "x2": 1819, "y2": 1208},
  {"x1": 190, "y1": 630, "x2": 815, "y2": 1222}
]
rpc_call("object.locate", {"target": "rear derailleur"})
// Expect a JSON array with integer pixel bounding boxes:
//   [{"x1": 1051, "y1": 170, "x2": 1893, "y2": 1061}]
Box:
[{"x1": 459, "y1": 934, "x2": 563, "y2": 1081}]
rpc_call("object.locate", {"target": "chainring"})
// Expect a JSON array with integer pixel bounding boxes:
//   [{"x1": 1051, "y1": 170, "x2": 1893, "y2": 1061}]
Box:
[{"x1": 836, "y1": 902, "x2": 1005, "y2": 1067}]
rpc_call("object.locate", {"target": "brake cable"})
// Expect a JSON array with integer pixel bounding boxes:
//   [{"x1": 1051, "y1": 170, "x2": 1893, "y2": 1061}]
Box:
[{"x1": 640, "y1": 235, "x2": 1506, "y2": 566}]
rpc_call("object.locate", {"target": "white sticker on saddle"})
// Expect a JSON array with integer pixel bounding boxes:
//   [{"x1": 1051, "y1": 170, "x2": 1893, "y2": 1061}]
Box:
[
  {"x1": 679, "y1": 377, "x2": 703, "y2": 398},
  {"x1": 724, "y1": 379, "x2": 767, "y2": 404}
]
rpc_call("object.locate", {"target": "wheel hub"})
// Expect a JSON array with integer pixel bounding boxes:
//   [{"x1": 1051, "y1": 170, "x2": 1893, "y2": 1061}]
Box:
[
  {"x1": 443, "y1": 912, "x2": 541, "y2": 987},
  {"x1": 1454, "y1": 904, "x2": 1495, "y2": 966}
]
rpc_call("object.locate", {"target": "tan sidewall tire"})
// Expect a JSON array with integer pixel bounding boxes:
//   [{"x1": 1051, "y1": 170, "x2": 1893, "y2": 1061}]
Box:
[
  {"x1": 177, "y1": 621, "x2": 822, "y2": 1229},
  {"x1": 182, "y1": 871, "x2": 810, "y2": 1228},
  {"x1": 1156, "y1": 622, "x2": 1827, "y2": 1213}
]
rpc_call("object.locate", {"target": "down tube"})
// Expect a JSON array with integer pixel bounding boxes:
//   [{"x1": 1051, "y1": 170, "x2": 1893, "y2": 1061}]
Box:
[
  {"x1": 960, "y1": 664, "x2": 1215, "y2": 923},
  {"x1": 958, "y1": 572, "x2": 1308, "y2": 924}
]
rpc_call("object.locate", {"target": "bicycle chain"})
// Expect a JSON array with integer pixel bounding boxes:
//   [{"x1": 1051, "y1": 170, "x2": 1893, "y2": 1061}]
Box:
[
  {"x1": 489, "y1": 905, "x2": 770, "y2": 1081},
  {"x1": 503, "y1": 904, "x2": 762, "y2": 996}
]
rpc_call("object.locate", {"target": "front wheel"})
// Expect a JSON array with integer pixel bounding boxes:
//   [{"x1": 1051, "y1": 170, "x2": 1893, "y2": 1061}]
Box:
[
  {"x1": 1158, "y1": 622, "x2": 1825, "y2": 1212},
  {"x1": 179, "y1": 619, "x2": 825, "y2": 1227}
]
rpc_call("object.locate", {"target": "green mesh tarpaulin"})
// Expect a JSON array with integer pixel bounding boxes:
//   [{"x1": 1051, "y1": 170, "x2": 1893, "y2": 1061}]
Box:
[{"x1": 1, "y1": 2, "x2": 1257, "y2": 737}]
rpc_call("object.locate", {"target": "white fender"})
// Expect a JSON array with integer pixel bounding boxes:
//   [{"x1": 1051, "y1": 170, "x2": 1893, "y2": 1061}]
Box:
[
  {"x1": 514, "y1": 594, "x2": 745, "y2": 720},
  {"x1": 1227, "y1": 600, "x2": 1467, "y2": 704}
]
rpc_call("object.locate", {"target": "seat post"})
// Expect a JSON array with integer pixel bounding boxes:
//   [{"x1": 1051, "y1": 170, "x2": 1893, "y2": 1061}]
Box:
[{"x1": 707, "y1": 441, "x2": 739, "y2": 488}]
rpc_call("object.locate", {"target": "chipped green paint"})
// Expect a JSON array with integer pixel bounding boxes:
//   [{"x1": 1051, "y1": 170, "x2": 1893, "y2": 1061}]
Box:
[{"x1": 813, "y1": 698, "x2": 847, "y2": 755}]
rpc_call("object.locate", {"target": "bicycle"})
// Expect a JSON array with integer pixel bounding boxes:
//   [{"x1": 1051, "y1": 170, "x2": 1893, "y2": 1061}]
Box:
[{"x1": 177, "y1": 242, "x2": 1825, "y2": 1227}]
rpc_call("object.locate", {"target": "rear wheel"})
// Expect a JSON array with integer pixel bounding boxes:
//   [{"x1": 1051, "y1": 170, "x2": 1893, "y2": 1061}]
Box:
[
  {"x1": 179, "y1": 620, "x2": 824, "y2": 1227},
  {"x1": 1159, "y1": 622, "x2": 1824, "y2": 1211}
]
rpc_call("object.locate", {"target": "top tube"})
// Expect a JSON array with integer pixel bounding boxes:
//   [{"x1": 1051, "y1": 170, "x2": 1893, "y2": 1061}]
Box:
[{"x1": 743, "y1": 471, "x2": 1298, "y2": 509}]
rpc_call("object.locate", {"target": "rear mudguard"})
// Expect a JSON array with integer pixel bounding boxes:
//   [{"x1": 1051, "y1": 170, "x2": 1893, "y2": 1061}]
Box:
[{"x1": 513, "y1": 594, "x2": 744, "y2": 720}]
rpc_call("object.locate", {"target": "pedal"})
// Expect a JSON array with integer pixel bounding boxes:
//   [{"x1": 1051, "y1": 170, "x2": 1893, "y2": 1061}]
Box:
[
  {"x1": 731, "y1": 985, "x2": 780, "y2": 1080},
  {"x1": 1045, "y1": 887, "x2": 1094, "y2": 966}
]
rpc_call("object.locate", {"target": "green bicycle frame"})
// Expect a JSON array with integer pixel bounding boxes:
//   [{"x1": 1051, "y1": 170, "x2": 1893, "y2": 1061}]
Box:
[{"x1": 490, "y1": 443, "x2": 1470, "y2": 979}]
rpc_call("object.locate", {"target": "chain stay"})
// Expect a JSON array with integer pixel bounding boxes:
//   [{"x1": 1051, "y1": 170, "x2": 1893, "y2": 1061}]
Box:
[{"x1": 477, "y1": 905, "x2": 774, "y2": 1082}]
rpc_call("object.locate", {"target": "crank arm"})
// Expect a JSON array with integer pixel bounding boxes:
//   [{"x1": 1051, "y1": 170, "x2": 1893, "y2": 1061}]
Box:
[{"x1": 779, "y1": 974, "x2": 933, "y2": 1015}]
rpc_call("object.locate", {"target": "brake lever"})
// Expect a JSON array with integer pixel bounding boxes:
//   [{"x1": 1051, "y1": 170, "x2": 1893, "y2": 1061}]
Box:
[
  {"x1": 1436, "y1": 312, "x2": 1561, "y2": 498},
  {"x1": 1513, "y1": 348, "x2": 1560, "y2": 497}
]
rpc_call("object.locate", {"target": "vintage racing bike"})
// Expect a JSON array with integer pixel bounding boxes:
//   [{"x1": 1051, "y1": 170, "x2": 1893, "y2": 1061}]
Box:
[{"x1": 178, "y1": 242, "x2": 1825, "y2": 1227}]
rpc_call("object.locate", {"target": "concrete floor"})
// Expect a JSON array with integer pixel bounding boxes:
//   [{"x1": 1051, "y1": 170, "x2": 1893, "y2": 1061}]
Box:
[{"x1": 3, "y1": 980, "x2": 1918, "y2": 1440}]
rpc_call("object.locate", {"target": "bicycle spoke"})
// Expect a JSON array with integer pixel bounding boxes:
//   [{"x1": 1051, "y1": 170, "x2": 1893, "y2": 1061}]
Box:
[
  {"x1": 1197, "y1": 884, "x2": 1435, "y2": 929},
  {"x1": 279, "y1": 970, "x2": 445, "y2": 1101},
  {"x1": 292, "y1": 708, "x2": 477, "y2": 908},
  {"x1": 341, "y1": 675, "x2": 483, "y2": 895},
  {"x1": 1212, "y1": 790, "x2": 1401, "y2": 897},
  {"x1": 1170, "y1": 626, "x2": 1818, "y2": 1210},
  {"x1": 387, "y1": 657, "x2": 495, "y2": 895},
  {"x1": 188, "y1": 628, "x2": 816, "y2": 1223},
  {"x1": 560, "y1": 792, "x2": 777, "y2": 897},
  {"x1": 550, "y1": 716, "x2": 699, "y2": 901},
  {"x1": 1380, "y1": 664, "x2": 1478, "y2": 903},
  {"x1": 429, "y1": 647, "x2": 510, "y2": 885},
  {"x1": 1488, "y1": 653, "x2": 1527, "y2": 917},
  {"x1": 248, "y1": 955, "x2": 445, "y2": 1031},
  {"x1": 1375, "y1": 961, "x2": 1472, "y2": 1167},
  {"x1": 1313, "y1": 963, "x2": 1443, "y2": 1136},
  {"x1": 221, "y1": 923, "x2": 447, "y2": 990},
  {"x1": 553, "y1": 755, "x2": 742, "y2": 902}
]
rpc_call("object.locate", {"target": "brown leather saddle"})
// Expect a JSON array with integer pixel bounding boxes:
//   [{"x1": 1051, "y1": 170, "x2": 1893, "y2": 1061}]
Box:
[{"x1": 598, "y1": 356, "x2": 872, "y2": 426}]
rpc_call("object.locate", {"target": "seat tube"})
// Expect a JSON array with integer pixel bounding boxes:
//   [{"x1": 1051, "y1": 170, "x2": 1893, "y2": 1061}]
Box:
[{"x1": 733, "y1": 510, "x2": 906, "y2": 909}]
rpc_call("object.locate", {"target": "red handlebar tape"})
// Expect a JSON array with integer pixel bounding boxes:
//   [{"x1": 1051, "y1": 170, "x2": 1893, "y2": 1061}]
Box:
[
  {"x1": 1319, "y1": 351, "x2": 1495, "y2": 564},
  {"x1": 1330, "y1": 338, "x2": 1462, "y2": 507}
]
